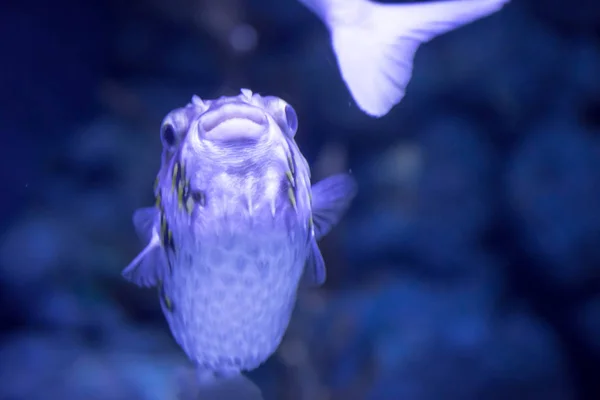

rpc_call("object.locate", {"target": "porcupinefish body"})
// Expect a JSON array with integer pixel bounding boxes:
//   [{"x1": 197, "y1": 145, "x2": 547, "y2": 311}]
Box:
[{"x1": 121, "y1": 89, "x2": 357, "y2": 389}]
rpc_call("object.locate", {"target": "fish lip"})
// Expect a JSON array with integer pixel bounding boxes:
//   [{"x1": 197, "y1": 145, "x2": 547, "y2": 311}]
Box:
[{"x1": 200, "y1": 103, "x2": 268, "y2": 134}]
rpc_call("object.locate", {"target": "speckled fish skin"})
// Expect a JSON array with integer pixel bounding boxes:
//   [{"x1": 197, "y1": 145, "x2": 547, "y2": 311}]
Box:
[{"x1": 121, "y1": 89, "x2": 357, "y2": 380}]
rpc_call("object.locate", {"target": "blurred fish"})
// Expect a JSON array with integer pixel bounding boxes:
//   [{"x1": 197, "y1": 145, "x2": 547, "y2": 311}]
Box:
[
  {"x1": 121, "y1": 89, "x2": 357, "y2": 399},
  {"x1": 297, "y1": 0, "x2": 511, "y2": 117}
]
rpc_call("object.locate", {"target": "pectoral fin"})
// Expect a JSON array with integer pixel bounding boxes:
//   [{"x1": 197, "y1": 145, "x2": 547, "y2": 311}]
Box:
[
  {"x1": 311, "y1": 173, "x2": 357, "y2": 240},
  {"x1": 302, "y1": 173, "x2": 357, "y2": 287},
  {"x1": 121, "y1": 207, "x2": 167, "y2": 288}
]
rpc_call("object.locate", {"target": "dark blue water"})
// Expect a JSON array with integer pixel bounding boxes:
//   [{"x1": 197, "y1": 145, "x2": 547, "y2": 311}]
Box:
[{"x1": 1, "y1": 0, "x2": 599, "y2": 399}]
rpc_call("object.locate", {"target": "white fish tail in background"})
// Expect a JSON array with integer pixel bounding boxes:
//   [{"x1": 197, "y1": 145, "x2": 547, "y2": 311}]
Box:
[{"x1": 297, "y1": 0, "x2": 512, "y2": 117}]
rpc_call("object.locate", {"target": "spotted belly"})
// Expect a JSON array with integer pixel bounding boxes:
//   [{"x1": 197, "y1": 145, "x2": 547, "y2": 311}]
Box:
[{"x1": 159, "y1": 241, "x2": 306, "y2": 373}]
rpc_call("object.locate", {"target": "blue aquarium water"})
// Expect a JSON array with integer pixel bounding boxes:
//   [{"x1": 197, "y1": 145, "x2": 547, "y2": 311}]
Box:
[{"x1": 1, "y1": 0, "x2": 599, "y2": 399}]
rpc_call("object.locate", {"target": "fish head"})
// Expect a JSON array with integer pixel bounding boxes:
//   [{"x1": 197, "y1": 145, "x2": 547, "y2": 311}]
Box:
[{"x1": 155, "y1": 89, "x2": 312, "y2": 230}]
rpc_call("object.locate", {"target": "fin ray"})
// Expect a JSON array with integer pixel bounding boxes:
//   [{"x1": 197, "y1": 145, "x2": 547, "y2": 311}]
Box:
[{"x1": 121, "y1": 234, "x2": 165, "y2": 287}]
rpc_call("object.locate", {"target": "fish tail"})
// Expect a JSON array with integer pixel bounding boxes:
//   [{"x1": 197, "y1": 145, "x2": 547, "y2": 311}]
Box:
[
  {"x1": 328, "y1": 0, "x2": 511, "y2": 117},
  {"x1": 176, "y1": 367, "x2": 264, "y2": 400}
]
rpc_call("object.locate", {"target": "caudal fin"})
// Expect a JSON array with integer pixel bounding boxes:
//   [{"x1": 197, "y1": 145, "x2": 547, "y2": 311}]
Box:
[{"x1": 329, "y1": 0, "x2": 511, "y2": 117}]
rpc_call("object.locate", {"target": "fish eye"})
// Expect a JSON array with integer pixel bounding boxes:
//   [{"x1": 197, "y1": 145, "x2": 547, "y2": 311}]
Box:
[
  {"x1": 284, "y1": 104, "x2": 298, "y2": 135},
  {"x1": 191, "y1": 190, "x2": 206, "y2": 207},
  {"x1": 161, "y1": 124, "x2": 177, "y2": 148}
]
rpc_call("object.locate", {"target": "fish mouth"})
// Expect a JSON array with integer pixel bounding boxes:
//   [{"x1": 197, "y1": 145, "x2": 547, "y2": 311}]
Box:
[{"x1": 200, "y1": 102, "x2": 268, "y2": 142}]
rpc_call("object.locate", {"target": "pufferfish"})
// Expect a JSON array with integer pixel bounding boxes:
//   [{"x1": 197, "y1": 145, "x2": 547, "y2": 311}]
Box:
[{"x1": 121, "y1": 89, "x2": 357, "y2": 396}]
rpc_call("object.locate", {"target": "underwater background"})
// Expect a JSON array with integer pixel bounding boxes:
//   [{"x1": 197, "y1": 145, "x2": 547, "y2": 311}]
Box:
[{"x1": 1, "y1": 0, "x2": 600, "y2": 399}]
